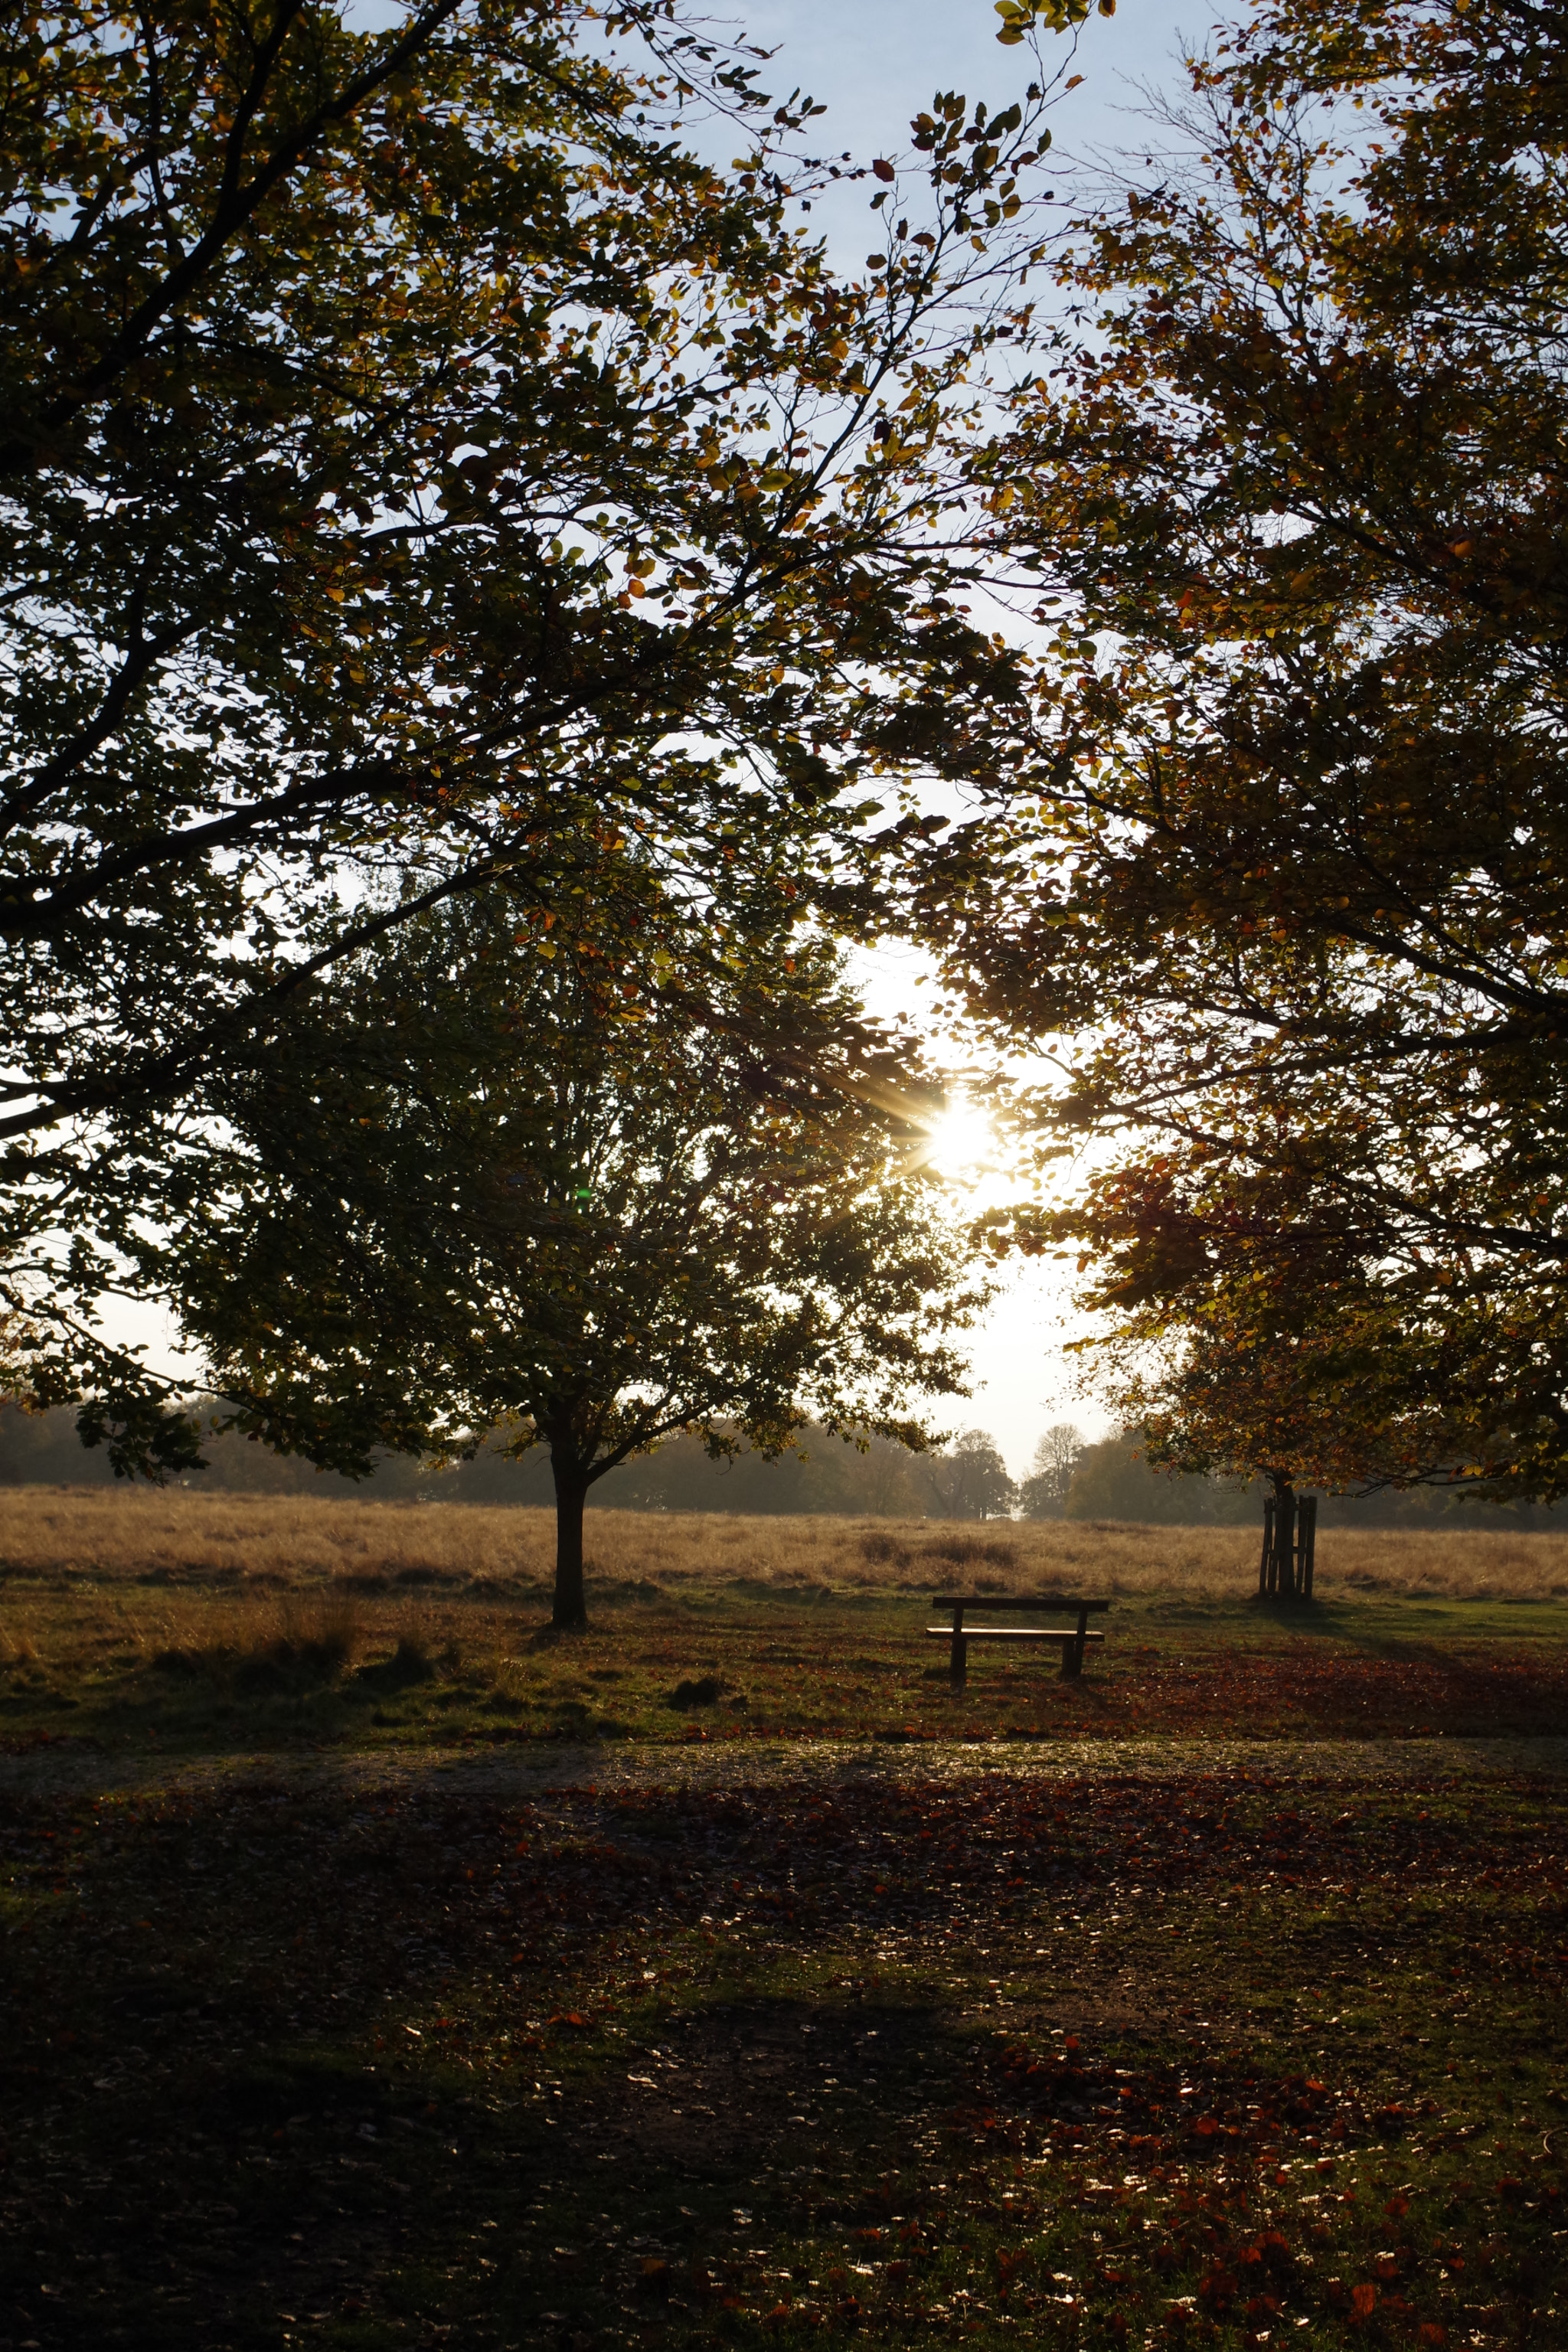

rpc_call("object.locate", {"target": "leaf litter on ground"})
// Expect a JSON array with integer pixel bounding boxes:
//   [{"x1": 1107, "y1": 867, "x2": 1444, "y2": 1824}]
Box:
[{"x1": 1, "y1": 1737, "x2": 1564, "y2": 2347}]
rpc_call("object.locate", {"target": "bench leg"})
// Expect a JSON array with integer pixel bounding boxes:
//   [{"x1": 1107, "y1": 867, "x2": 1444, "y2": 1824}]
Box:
[
  {"x1": 949, "y1": 1632, "x2": 967, "y2": 1691},
  {"x1": 1060, "y1": 1607, "x2": 1089, "y2": 1679}
]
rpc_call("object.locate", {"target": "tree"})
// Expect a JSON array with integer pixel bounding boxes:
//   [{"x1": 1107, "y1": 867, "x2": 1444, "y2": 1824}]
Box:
[
  {"x1": 1054, "y1": 1145, "x2": 1548, "y2": 1509},
  {"x1": 156, "y1": 867, "x2": 988, "y2": 1624},
  {"x1": 2, "y1": 0, "x2": 1060, "y2": 1414},
  {"x1": 926, "y1": 0, "x2": 1568, "y2": 1500},
  {"x1": 1017, "y1": 1419, "x2": 1083, "y2": 1518},
  {"x1": 919, "y1": 1427, "x2": 1017, "y2": 1521}
]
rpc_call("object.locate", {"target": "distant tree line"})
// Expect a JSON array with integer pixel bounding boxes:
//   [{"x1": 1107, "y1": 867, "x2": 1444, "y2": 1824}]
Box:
[
  {"x1": 1052, "y1": 1434, "x2": 1556, "y2": 1531},
  {"x1": 10, "y1": 1402, "x2": 1552, "y2": 1530},
  {"x1": 0, "y1": 1403, "x2": 1008, "y2": 1517}
]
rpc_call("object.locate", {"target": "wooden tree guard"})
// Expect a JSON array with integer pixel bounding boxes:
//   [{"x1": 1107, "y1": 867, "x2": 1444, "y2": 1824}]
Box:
[{"x1": 1258, "y1": 1492, "x2": 1316, "y2": 1600}]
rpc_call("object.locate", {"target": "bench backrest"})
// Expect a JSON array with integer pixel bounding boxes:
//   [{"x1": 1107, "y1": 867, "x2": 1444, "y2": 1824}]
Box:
[{"x1": 929, "y1": 1592, "x2": 1111, "y2": 1612}]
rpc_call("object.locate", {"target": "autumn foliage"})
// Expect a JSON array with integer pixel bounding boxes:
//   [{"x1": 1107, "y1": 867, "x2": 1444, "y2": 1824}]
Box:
[{"x1": 930, "y1": 0, "x2": 1568, "y2": 1501}]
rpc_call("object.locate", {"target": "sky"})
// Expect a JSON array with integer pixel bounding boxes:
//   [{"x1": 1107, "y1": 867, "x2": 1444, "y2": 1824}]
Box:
[
  {"x1": 621, "y1": 0, "x2": 1200, "y2": 1474},
  {"x1": 733, "y1": 0, "x2": 1190, "y2": 205},
  {"x1": 757, "y1": 0, "x2": 1202, "y2": 1474},
  {"x1": 102, "y1": 0, "x2": 1210, "y2": 1483}
]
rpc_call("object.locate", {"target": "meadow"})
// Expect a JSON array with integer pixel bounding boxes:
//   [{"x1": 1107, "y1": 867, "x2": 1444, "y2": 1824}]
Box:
[
  {"x1": 8, "y1": 1481, "x2": 1568, "y2": 1599},
  {"x1": 2, "y1": 1486, "x2": 1564, "y2": 2350}
]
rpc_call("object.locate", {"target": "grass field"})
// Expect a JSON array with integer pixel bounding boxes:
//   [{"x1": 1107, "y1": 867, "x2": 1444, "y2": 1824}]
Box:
[
  {"x1": 2, "y1": 1488, "x2": 1564, "y2": 2349},
  {"x1": 7, "y1": 1484, "x2": 1568, "y2": 1600}
]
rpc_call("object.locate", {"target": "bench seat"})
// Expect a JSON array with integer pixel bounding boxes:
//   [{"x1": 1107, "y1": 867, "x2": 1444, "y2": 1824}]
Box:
[{"x1": 925, "y1": 1625, "x2": 1106, "y2": 1644}]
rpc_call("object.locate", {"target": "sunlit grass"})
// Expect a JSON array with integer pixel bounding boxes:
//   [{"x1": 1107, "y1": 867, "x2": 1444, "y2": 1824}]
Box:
[{"x1": 5, "y1": 1485, "x2": 1568, "y2": 1603}]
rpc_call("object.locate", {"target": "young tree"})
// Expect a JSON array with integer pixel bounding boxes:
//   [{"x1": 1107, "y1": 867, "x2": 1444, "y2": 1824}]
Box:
[
  {"x1": 1, "y1": 0, "x2": 1064, "y2": 1423},
  {"x1": 157, "y1": 867, "x2": 988, "y2": 1624},
  {"x1": 1018, "y1": 1420, "x2": 1083, "y2": 1519},
  {"x1": 923, "y1": 0, "x2": 1568, "y2": 1498}
]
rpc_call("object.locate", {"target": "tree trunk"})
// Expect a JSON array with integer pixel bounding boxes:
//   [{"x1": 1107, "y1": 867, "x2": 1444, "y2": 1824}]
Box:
[
  {"x1": 1269, "y1": 1473, "x2": 1296, "y2": 1599},
  {"x1": 550, "y1": 1455, "x2": 590, "y2": 1630}
]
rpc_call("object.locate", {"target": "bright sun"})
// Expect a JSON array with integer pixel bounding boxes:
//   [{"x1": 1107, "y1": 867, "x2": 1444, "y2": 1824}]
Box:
[{"x1": 925, "y1": 1098, "x2": 997, "y2": 1185}]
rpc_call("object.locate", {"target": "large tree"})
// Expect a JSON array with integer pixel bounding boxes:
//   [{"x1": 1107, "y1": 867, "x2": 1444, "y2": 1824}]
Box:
[
  {"x1": 929, "y1": 0, "x2": 1568, "y2": 1500},
  {"x1": 154, "y1": 862, "x2": 986, "y2": 1623},
  {"x1": 2, "y1": 0, "x2": 1063, "y2": 1419}
]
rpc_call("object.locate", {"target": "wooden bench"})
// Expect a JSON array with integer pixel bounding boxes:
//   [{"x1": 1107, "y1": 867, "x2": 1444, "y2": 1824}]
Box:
[{"x1": 928, "y1": 1592, "x2": 1112, "y2": 1691}]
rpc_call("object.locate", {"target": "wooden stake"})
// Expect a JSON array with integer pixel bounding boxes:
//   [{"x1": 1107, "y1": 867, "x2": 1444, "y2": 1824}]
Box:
[{"x1": 1299, "y1": 1494, "x2": 1317, "y2": 1600}]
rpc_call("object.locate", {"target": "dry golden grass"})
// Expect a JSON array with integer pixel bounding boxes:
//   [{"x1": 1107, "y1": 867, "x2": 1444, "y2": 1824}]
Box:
[{"x1": 1, "y1": 1481, "x2": 1565, "y2": 1602}]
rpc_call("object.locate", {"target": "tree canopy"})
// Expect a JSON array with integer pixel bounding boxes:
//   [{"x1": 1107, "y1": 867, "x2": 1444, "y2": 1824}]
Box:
[
  {"x1": 2, "y1": 0, "x2": 1057, "y2": 1413},
  {"x1": 923, "y1": 0, "x2": 1568, "y2": 1501}
]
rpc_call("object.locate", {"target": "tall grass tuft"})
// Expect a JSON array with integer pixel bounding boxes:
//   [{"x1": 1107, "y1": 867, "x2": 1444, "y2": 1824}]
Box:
[{"x1": 151, "y1": 1591, "x2": 362, "y2": 1690}]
